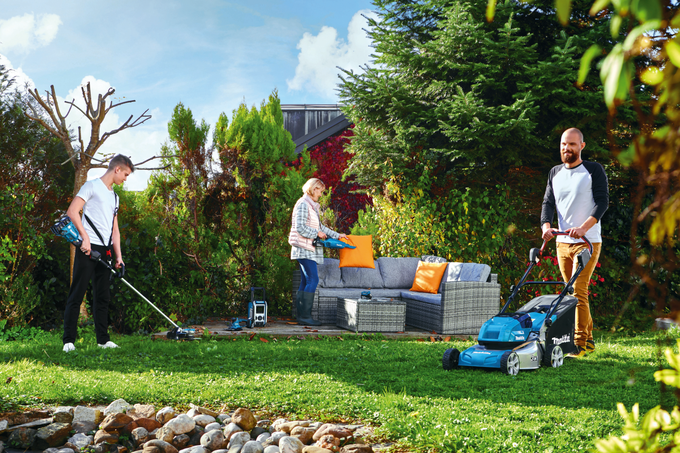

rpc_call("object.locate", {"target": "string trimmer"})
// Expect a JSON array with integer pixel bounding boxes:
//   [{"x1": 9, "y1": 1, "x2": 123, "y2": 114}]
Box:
[{"x1": 51, "y1": 214, "x2": 195, "y2": 340}]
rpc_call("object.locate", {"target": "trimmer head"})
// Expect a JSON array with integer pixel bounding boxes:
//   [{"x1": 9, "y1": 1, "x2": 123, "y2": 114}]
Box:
[{"x1": 167, "y1": 327, "x2": 195, "y2": 340}]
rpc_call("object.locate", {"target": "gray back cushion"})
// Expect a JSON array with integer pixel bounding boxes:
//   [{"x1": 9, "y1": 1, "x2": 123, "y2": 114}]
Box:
[
  {"x1": 421, "y1": 255, "x2": 447, "y2": 264},
  {"x1": 341, "y1": 260, "x2": 384, "y2": 288},
  {"x1": 377, "y1": 257, "x2": 421, "y2": 289},
  {"x1": 318, "y1": 258, "x2": 343, "y2": 287},
  {"x1": 445, "y1": 262, "x2": 491, "y2": 282}
]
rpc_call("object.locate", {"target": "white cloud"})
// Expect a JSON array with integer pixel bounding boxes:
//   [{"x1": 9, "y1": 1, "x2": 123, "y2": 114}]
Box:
[
  {"x1": 287, "y1": 9, "x2": 377, "y2": 99},
  {"x1": 0, "y1": 13, "x2": 62, "y2": 55}
]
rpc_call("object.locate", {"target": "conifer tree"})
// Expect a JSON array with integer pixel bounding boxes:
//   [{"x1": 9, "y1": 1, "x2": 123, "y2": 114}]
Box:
[{"x1": 339, "y1": 0, "x2": 628, "y2": 191}]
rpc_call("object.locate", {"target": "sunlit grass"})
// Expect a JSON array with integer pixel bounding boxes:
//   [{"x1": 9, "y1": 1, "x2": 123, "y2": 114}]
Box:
[{"x1": 0, "y1": 328, "x2": 673, "y2": 453}]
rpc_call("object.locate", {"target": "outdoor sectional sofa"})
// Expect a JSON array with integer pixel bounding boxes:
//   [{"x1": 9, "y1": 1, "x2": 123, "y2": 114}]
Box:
[{"x1": 292, "y1": 257, "x2": 501, "y2": 335}]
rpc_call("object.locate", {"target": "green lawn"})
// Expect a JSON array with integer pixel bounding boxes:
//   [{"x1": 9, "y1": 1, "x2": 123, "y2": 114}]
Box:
[{"x1": 0, "y1": 329, "x2": 674, "y2": 453}]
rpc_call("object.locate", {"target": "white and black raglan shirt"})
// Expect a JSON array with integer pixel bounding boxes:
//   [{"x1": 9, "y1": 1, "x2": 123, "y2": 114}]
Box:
[{"x1": 540, "y1": 161, "x2": 609, "y2": 244}]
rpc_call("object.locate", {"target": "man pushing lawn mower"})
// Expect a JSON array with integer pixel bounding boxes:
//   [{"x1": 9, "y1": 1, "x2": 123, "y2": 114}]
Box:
[
  {"x1": 541, "y1": 128, "x2": 609, "y2": 358},
  {"x1": 61, "y1": 155, "x2": 133, "y2": 353}
]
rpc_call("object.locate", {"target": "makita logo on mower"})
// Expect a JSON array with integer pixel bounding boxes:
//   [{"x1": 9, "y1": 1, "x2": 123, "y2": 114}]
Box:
[{"x1": 551, "y1": 334, "x2": 571, "y2": 345}]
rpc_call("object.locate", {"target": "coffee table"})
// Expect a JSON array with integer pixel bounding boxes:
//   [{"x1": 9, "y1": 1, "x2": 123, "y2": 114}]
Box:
[{"x1": 336, "y1": 297, "x2": 407, "y2": 333}]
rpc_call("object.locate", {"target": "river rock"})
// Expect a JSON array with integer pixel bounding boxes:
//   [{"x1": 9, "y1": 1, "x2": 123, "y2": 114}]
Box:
[
  {"x1": 201, "y1": 429, "x2": 226, "y2": 450},
  {"x1": 7, "y1": 427, "x2": 36, "y2": 449},
  {"x1": 242, "y1": 440, "x2": 265, "y2": 453},
  {"x1": 135, "y1": 417, "x2": 162, "y2": 432},
  {"x1": 302, "y1": 448, "x2": 333, "y2": 453},
  {"x1": 193, "y1": 414, "x2": 215, "y2": 427},
  {"x1": 128, "y1": 404, "x2": 155, "y2": 420},
  {"x1": 218, "y1": 414, "x2": 231, "y2": 424},
  {"x1": 143, "y1": 439, "x2": 178, "y2": 453},
  {"x1": 165, "y1": 414, "x2": 195, "y2": 435},
  {"x1": 43, "y1": 448, "x2": 75, "y2": 453},
  {"x1": 94, "y1": 429, "x2": 119, "y2": 445},
  {"x1": 339, "y1": 445, "x2": 372, "y2": 453},
  {"x1": 251, "y1": 427, "x2": 267, "y2": 439},
  {"x1": 72, "y1": 420, "x2": 97, "y2": 434},
  {"x1": 256, "y1": 432, "x2": 271, "y2": 443},
  {"x1": 190, "y1": 404, "x2": 219, "y2": 418},
  {"x1": 279, "y1": 436, "x2": 304, "y2": 453},
  {"x1": 263, "y1": 447, "x2": 280, "y2": 453},
  {"x1": 74, "y1": 406, "x2": 102, "y2": 424},
  {"x1": 187, "y1": 409, "x2": 200, "y2": 418},
  {"x1": 101, "y1": 413, "x2": 134, "y2": 430},
  {"x1": 232, "y1": 408, "x2": 256, "y2": 432},
  {"x1": 178, "y1": 447, "x2": 209, "y2": 453},
  {"x1": 68, "y1": 432, "x2": 94, "y2": 450},
  {"x1": 271, "y1": 419, "x2": 288, "y2": 432},
  {"x1": 53, "y1": 407, "x2": 74, "y2": 424},
  {"x1": 104, "y1": 399, "x2": 132, "y2": 416},
  {"x1": 172, "y1": 434, "x2": 191, "y2": 450},
  {"x1": 35, "y1": 422, "x2": 73, "y2": 449},
  {"x1": 204, "y1": 422, "x2": 221, "y2": 432},
  {"x1": 223, "y1": 422, "x2": 243, "y2": 441},
  {"x1": 3, "y1": 410, "x2": 50, "y2": 425},
  {"x1": 155, "y1": 426, "x2": 175, "y2": 443},
  {"x1": 228, "y1": 431, "x2": 251, "y2": 449},
  {"x1": 0, "y1": 420, "x2": 7, "y2": 434},
  {"x1": 189, "y1": 425, "x2": 205, "y2": 446},
  {"x1": 266, "y1": 432, "x2": 288, "y2": 446},
  {"x1": 312, "y1": 425, "x2": 352, "y2": 442},
  {"x1": 315, "y1": 435, "x2": 340, "y2": 451},
  {"x1": 279, "y1": 421, "x2": 309, "y2": 434},
  {"x1": 291, "y1": 427, "x2": 315, "y2": 445},
  {"x1": 131, "y1": 427, "x2": 149, "y2": 446},
  {"x1": 156, "y1": 407, "x2": 176, "y2": 425}
]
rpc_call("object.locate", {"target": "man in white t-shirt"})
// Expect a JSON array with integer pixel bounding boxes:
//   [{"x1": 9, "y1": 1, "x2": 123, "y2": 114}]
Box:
[
  {"x1": 62, "y1": 155, "x2": 134, "y2": 353},
  {"x1": 541, "y1": 128, "x2": 609, "y2": 358}
]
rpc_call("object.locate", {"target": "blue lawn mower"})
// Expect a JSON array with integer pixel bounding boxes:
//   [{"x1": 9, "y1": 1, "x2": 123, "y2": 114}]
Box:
[{"x1": 442, "y1": 232, "x2": 592, "y2": 375}]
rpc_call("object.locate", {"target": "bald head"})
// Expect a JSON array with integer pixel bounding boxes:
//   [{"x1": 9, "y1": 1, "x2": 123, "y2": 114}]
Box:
[{"x1": 560, "y1": 128, "x2": 585, "y2": 167}]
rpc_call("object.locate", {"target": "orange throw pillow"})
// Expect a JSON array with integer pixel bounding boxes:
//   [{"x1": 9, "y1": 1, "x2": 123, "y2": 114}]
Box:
[
  {"x1": 410, "y1": 261, "x2": 448, "y2": 294},
  {"x1": 339, "y1": 235, "x2": 375, "y2": 269}
]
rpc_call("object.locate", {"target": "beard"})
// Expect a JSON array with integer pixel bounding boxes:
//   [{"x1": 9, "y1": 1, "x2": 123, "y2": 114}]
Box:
[{"x1": 561, "y1": 151, "x2": 579, "y2": 164}]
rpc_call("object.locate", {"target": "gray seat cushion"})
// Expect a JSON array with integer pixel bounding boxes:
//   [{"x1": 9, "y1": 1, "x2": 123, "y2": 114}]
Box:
[
  {"x1": 401, "y1": 290, "x2": 442, "y2": 305},
  {"x1": 377, "y1": 257, "x2": 421, "y2": 289},
  {"x1": 341, "y1": 261, "x2": 384, "y2": 288},
  {"x1": 318, "y1": 258, "x2": 343, "y2": 287},
  {"x1": 318, "y1": 288, "x2": 404, "y2": 299}
]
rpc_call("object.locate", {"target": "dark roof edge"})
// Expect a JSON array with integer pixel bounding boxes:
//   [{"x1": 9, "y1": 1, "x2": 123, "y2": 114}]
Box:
[
  {"x1": 281, "y1": 104, "x2": 343, "y2": 110},
  {"x1": 294, "y1": 114, "x2": 352, "y2": 154}
]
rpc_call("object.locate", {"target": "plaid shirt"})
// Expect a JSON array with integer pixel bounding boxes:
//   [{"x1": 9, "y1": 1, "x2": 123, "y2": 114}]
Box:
[{"x1": 290, "y1": 197, "x2": 339, "y2": 264}]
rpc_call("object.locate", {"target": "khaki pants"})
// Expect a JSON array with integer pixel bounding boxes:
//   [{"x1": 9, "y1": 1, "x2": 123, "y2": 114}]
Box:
[{"x1": 556, "y1": 242, "x2": 602, "y2": 348}]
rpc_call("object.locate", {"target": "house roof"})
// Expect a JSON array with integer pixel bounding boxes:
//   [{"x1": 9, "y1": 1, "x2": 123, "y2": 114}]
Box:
[
  {"x1": 280, "y1": 104, "x2": 352, "y2": 153},
  {"x1": 293, "y1": 113, "x2": 352, "y2": 154}
]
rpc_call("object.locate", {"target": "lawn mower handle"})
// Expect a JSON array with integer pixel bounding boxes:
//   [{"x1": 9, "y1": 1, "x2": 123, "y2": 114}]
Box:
[{"x1": 539, "y1": 231, "x2": 592, "y2": 256}]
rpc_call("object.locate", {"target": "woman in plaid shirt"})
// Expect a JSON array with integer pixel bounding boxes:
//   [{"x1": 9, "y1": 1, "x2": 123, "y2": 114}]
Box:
[{"x1": 289, "y1": 178, "x2": 347, "y2": 325}]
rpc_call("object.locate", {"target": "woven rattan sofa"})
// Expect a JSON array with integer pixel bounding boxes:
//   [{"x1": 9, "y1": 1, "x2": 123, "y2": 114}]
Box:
[{"x1": 292, "y1": 257, "x2": 501, "y2": 335}]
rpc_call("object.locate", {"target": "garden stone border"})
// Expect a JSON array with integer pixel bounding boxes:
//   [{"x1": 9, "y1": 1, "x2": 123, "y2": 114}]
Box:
[{"x1": 0, "y1": 399, "x2": 392, "y2": 453}]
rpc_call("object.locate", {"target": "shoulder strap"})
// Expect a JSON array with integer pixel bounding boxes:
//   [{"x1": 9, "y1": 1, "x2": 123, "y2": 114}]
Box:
[{"x1": 83, "y1": 192, "x2": 119, "y2": 248}]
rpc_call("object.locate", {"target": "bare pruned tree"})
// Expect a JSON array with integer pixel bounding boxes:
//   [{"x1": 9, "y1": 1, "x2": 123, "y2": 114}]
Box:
[{"x1": 24, "y1": 81, "x2": 168, "y2": 195}]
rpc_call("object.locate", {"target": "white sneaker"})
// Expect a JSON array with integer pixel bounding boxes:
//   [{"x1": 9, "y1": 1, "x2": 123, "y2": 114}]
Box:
[
  {"x1": 98, "y1": 341, "x2": 119, "y2": 349},
  {"x1": 63, "y1": 343, "x2": 76, "y2": 353}
]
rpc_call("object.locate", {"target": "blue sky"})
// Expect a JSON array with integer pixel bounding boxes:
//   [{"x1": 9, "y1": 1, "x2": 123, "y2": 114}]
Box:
[{"x1": 0, "y1": 0, "x2": 377, "y2": 189}]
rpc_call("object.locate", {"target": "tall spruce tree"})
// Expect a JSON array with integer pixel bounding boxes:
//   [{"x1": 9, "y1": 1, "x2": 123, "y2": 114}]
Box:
[{"x1": 339, "y1": 0, "x2": 627, "y2": 191}]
